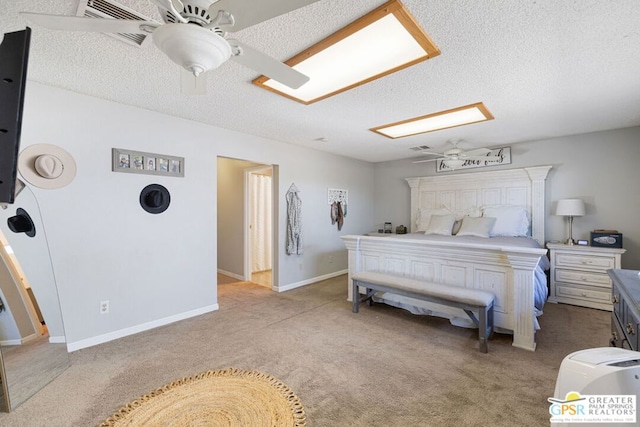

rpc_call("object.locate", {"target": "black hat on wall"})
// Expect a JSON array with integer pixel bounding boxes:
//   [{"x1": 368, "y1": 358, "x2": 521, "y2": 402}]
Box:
[
  {"x1": 7, "y1": 208, "x2": 36, "y2": 237},
  {"x1": 140, "y1": 184, "x2": 170, "y2": 214}
]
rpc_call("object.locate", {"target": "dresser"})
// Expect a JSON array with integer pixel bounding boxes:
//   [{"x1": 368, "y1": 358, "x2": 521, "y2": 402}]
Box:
[
  {"x1": 608, "y1": 269, "x2": 640, "y2": 351},
  {"x1": 547, "y1": 243, "x2": 626, "y2": 311}
]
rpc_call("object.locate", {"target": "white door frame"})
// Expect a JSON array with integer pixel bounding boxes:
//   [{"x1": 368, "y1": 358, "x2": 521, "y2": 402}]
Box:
[{"x1": 244, "y1": 165, "x2": 278, "y2": 289}]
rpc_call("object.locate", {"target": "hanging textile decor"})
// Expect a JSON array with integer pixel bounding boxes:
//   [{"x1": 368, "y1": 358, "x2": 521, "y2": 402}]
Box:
[
  {"x1": 328, "y1": 188, "x2": 347, "y2": 231},
  {"x1": 330, "y1": 202, "x2": 344, "y2": 231},
  {"x1": 286, "y1": 183, "x2": 303, "y2": 255}
]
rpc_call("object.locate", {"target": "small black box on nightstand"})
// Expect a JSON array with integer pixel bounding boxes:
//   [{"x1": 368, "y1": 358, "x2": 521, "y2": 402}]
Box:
[{"x1": 590, "y1": 230, "x2": 623, "y2": 248}]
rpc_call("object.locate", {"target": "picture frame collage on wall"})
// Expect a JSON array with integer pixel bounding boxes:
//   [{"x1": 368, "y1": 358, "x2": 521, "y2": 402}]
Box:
[{"x1": 112, "y1": 148, "x2": 184, "y2": 177}]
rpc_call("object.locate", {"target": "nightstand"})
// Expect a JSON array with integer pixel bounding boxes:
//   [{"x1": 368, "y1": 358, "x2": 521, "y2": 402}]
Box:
[{"x1": 547, "y1": 243, "x2": 626, "y2": 311}]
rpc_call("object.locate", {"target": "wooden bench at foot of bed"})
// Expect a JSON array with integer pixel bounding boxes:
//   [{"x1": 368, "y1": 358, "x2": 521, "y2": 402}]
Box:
[{"x1": 351, "y1": 271, "x2": 496, "y2": 353}]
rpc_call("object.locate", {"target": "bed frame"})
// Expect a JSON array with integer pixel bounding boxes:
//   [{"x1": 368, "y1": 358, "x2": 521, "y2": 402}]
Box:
[{"x1": 341, "y1": 166, "x2": 552, "y2": 351}]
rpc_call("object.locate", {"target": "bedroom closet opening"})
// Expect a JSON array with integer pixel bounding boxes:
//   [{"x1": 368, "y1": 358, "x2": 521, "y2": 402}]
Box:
[{"x1": 216, "y1": 157, "x2": 278, "y2": 292}]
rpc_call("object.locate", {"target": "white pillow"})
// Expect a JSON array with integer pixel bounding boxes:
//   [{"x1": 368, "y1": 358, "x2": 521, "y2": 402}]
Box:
[
  {"x1": 455, "y1": 216, "x2": 496, "y2": 238},
  {"x1": 464, "y1": 206, "x2": 483, "y2": 218},
  {"x1": 482, "y1": 205, "x2": 530, "y2": 237},
  {"x1": 424, "y1": 214, "x2": 456, "y2": 236},
  {"x1": 416, "y1": 207, "x2": 454, "y2": 231}
]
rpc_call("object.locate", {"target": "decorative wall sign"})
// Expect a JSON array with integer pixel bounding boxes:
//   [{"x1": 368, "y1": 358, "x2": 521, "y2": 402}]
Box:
[
  {"x1": 436, "y1": 146, "x2": 511, "y2": 173},
  {"x1": 112, "y1": 148, "x2": 184, "y2": 177},
  {"x1": 327, "y1": 188, "x2": 348, "y2": 205}
]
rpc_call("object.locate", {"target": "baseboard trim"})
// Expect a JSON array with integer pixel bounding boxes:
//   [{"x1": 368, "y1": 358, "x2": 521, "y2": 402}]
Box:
[
  {"x1": 67, "y1": 304, "x2": 219, "y2": 352},
  {"x1": 217, "y1": 268, "x2": 244, "y2": 281},
  {"x1": 0, "y1": 332, "x2": 38, "y2": 346},
  {"x1": 276, "y1": 270, "x2": 347, "y2": 292},
  {"x1": 0, "y1": 338, "x2": 23, "y2": 346},
  {"x1": 49, "y1": 335, "x2": 66, "y2": 344}
]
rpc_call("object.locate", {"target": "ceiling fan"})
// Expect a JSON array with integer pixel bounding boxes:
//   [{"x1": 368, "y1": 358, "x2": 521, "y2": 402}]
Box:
[
  {"x1": 412, "y1": 139, "x2": 501, "y2": 170},
  {"x1": 20, "y1": 0, "x2": 316, "y2": 91}
]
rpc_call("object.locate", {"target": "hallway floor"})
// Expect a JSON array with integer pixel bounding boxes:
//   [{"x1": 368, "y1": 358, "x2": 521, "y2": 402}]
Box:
[{"x1": 217, "y1": 270, "x2": 272, "y2": 288}]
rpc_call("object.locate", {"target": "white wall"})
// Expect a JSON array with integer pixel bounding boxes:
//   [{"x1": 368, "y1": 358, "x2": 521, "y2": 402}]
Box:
[
  {"x1": 11, "y1": 82, "x2": 374, "y2": 351},
  {"x1": 373, "y1": 127, "x2": 640, "y2": 269},
  {"x1": 276, "y1": 151, "x2": 374, "y2": 287}
]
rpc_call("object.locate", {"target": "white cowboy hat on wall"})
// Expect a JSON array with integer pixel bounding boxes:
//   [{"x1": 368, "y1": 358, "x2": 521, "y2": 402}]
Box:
[{"x1": 18, "y1": 144, "x2": 77, "y2": 189}]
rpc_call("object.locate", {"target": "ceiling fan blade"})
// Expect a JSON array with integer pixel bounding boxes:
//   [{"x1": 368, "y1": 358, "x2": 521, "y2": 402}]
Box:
[
  {"x1": 412, "y1": 158, "x2": 440, "y2": 164},
  {"x1": 228, "y1": 39, "x2": 309, "y2": 89},
  {"x1": 413, "y1": 149, "x2": 443, "y2": 156},
  {"x1": 180, "y1": 68, "x2": 207, "y2": 95},
  {"x1": 20, "y1": 12, "x2": 156, "y2": 34},
  {"x1": 210, "y1": 0, "x2": 320, "y2": 32}
]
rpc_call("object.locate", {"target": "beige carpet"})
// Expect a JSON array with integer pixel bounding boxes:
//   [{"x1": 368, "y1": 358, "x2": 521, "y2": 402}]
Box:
[{"x1": 0, "y1": 275, "x2": 610, "y2": 426}]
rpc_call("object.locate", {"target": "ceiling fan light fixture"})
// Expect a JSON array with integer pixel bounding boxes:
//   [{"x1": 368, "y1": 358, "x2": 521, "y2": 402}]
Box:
[
  {"x1": 152, "y1": 23, "x2": 231, "y2": 76},
  {"x1": 442, "y1": 158, "x2": 465, "y2": 169},
  {"x1": 371, "y1": 102, "x2": 494, "y2": 139}
]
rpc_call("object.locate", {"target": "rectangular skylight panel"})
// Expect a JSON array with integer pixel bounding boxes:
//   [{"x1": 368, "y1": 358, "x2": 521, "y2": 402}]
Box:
[
  {"x1": 378, "y1": 108, "x2": 488, "y2": 138},
  {"x1": 253, "y1": 0, "x2": 440, "y2": 104},
  {"x1": 262, "y1": 14, "x2": 428, "y2": 103}
]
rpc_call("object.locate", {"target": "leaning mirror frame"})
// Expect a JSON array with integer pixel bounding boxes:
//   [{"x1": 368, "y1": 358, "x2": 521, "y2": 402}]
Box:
[{"x1": 0, "y1": 184, "x2": 70, "y2": 412}]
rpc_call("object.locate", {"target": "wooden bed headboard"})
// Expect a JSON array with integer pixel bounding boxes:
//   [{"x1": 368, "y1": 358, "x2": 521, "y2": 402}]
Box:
[{"x1": 406, "y1": 166, "x2": 552, "y2": 245}]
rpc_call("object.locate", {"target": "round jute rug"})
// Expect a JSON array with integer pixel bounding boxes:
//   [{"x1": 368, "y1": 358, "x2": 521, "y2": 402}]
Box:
[{"x1": 99, "y1": 368, "x2": 306, "y2": 426}]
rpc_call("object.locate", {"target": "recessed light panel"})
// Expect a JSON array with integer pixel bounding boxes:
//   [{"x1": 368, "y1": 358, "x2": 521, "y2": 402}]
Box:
[
  {"x1": 253, "y1": 0, "x2": 440, "y2": 104},
  {"x1": 371, "y1": 102, "x2": 494, "y2": 139}
]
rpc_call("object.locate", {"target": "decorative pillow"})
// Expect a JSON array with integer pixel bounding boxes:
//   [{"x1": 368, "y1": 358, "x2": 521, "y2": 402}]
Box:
[
  {"x1": 415, "y1": 209, "x2": 430, "y2": 231},
  {"x1": 452, "y1": 219, "x2": 463, "y2": 235},
  {"x1": 424, "y1": 214, "x2": 456, "y2": 236},
  {"x1": 455, "y1": 216, "x2": 496, "y2": 238},
  {"x1": 464, "y1": 206, "x2": 483, "y2": 218},
  {"x1": 482, "y1": 205, "x2": 530, "y2": 237},
  {"x1": 416, "y1": 207, "x2": 454, "y2": 231}
]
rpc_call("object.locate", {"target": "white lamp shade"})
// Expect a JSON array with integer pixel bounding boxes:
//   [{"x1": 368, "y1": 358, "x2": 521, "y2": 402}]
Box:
[{"x1": 555, "y1": 199, "x2": 585, "y2": 216}]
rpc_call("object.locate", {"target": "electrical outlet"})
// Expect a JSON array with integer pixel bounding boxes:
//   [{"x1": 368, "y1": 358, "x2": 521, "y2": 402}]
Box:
[
  {"x1": 328, "y1": 255, "x2": 334, "y2": 264},
  {"x1": 100, "y1": 300, "x2": 109, "y2": 314}
]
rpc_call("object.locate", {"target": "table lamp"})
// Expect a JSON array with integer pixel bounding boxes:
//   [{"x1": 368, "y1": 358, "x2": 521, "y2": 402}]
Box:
[{"x1": 555, "y1": 199, "x2": 585, "y2": 245}]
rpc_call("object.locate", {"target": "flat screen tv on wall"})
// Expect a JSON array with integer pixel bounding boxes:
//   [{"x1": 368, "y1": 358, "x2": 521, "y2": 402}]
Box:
[{"x1": 0, "y1": 27, "x2": 31, "y2": 204}]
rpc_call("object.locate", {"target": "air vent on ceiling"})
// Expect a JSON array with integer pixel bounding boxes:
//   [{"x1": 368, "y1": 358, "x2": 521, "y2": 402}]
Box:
[
  {"x1": 409, "y1": 145, "x2": 431, "y2": 151},
  {"x1": 76, "y1": 0, "x2": 159, "y2": 47}
]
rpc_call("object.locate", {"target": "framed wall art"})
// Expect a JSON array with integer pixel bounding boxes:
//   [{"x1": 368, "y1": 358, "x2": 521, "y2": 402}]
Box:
[
  {"x1": 112, "y1": 148, "x2": 184, "y2": 177},
  {"x1": 327, "y1": 188, "x2": 348, "y2": 205},
  {"x1": 435, "y1": 147, "x2": 511, "y2": 173}
]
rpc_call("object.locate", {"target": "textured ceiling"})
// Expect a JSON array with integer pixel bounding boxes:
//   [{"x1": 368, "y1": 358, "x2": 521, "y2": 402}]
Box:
[{"x1": 2, "y1": 0, "x2": 640, "y2": 163}]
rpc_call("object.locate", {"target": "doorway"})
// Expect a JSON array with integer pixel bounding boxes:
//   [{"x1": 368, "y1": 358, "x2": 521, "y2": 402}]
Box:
[
  {"x1": 245, "y1": 166, "x2": 273, "y2": 288},
  {"x1": 216, "y1": 157, "x2": 278, "y2": 290}
]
